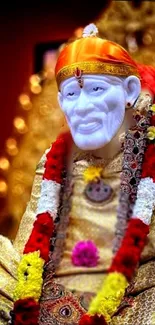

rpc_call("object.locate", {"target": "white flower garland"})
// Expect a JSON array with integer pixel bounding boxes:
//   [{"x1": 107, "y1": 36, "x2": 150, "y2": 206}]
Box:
[
  {"x1": 36, "y1": 179, "x2": 61, "y2": 219},
  {"x1": 132, "y1": 177, "x2": 155, "y2": 225}
]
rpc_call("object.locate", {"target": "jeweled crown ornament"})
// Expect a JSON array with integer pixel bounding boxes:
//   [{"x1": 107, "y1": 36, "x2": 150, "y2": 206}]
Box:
[
  {"x1": 82, "y1": 23, "x2": 98, "y2": 37},
  {"x1": 73, "y1": 24, "x2": 98, "y2": 88}
]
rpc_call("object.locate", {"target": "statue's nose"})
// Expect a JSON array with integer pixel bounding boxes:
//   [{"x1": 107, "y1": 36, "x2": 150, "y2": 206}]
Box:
[{"x1": 75, "y1": 92, "x2": 91, "y2": 115}]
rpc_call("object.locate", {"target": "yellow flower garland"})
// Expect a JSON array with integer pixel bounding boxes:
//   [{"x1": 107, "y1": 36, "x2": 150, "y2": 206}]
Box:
[
  {"x1": 147, "y1": 126, "x2": 155, "y2": 140},
  {"x1": 13, "y1": 251, "x2": 44, "y2": 301},
  {"x1": 151, "y1": 104, "x2": 155, "y2": 113},
  {"x1": 83, "y1": 168, "x2": 128, "y2": 322},
  {"x1": 88, "y1": 272, "x2": 128, "y2": 323}
]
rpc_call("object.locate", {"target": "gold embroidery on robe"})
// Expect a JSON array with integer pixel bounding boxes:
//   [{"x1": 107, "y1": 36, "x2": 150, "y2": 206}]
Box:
[
  {"x1": 0, "y1": 236, "x2": 20, "y2": 321},
  {"x1": 13, "y1": 150, "x2": 47, "y2": 255},
  {"x1": 55, "y1": 152, "x2": 122, "y2": 293}
]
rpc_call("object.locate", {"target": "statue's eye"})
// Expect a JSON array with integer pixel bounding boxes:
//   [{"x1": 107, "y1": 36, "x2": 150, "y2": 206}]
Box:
[
  {"x1": 93, "y1": 87, "x2": 103, "y2": 92},
  {"x1": 67, "y1": 92, "x2": 75, "y2": 96}
]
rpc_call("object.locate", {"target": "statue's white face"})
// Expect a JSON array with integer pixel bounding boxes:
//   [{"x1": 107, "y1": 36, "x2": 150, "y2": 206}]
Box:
[{"x1": 58, "y1": 74, "x2": 141, "y2": 150}]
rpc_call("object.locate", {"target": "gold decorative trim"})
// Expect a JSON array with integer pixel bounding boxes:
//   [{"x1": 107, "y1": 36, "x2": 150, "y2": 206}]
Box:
[{"x1": 56, "y1": 61, "x2": 140, "y2": 87}]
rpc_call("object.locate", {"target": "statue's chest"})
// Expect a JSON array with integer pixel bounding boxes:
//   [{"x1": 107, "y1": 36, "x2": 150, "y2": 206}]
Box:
[{"x1": 55, "y1": 158, "x2": 121, "y2": 277}]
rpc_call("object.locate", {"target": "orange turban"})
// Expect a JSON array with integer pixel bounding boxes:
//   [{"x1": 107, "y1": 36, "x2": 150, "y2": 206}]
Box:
[{"x1": 55, "y1": 36, "x2": 140, "y2": 88}]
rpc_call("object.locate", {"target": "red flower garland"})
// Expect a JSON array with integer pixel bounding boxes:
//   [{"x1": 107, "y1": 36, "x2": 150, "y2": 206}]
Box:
[
  {"x1": 43, "y1": 138, "x2": 66, "y2": 183},
  {"x1": 141, "y1": 143, "x2": 155, "y2": 181},
  {"x1": 109, "y1": 131, "x2": 153, "y2": 281},
  {"x1": 24, "y1": 212, "x2": 54, "y2": 262},
  {"x1": 109, "y1": 219, "x2": 149, "y2": 280},
  {"x1": 151, "y1": 115, "x2": 155, "y2": 126},
  {"x1": 43, "y1": 132, "x2": 72, "y2": 183},
  {"x1": 137, "y1": 63, "x2": 155, "y2": 98},
  {"x1": 12, "y1": 133, "x2": 73, "y2": 325},
  {"x1": 13, "y1": 298, "x2": 39, "y2": 325}
]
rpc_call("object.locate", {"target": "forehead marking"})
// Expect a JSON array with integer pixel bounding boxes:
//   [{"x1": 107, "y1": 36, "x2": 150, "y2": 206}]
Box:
[{"x1": 74, "y1": 67, "x2": 83, "y2": 88}]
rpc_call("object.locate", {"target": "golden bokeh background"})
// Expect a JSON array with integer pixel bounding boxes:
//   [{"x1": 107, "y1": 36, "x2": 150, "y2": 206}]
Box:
[{"x1": 1, "y1": 1, "x2": 155, "y2": 239}]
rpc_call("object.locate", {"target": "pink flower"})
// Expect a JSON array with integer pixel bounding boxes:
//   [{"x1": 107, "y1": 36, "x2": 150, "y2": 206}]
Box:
[{"x1": 72, "y1": 240, "x2": 99, "y2": 267}]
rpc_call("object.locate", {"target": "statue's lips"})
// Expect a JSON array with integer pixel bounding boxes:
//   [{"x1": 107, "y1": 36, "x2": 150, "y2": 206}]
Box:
[{"x1": 77, "y1": 121, "x2": 101, "y2": 134}]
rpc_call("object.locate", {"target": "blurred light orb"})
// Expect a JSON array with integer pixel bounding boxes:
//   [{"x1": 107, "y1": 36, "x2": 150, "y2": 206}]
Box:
[
  {"x1": 29, "y1": 74, "x2": 41, "y2": 85},
  {"x1": 46, "y1": 68, "x2": 54, "y2": 79},
  {"x1": 6, "y1": 138, "x2": 18, "y2": 156},
  {"x1": 43, "y1": 71, "x2": 48, "y2": 78},
  {"x1": 0, "y1": 157, "x2": 10, "y2": 171},
  {"x1": 13, "y1": 117, "x2": 28, "y2": 133},
  {"x1": 30, "y1": 84, "x2": 42, "y2": 94},
  {"x1": 39, "y1": 104, "x2": 51, "y2": 116},
  {"x1": 126, "y1": 35, "x2": 138, "y2": 53},
  {"x1": 12, "y1": 184, "x2": 24, "y2": 196},
  {"x1": 74, "y1": 27, "x2": 83, "y2": 38},
  {"x1": 11, "y1": 170, "x2": 24, "y2": 183},
  {"x1": 19, "y1": 94, "x2": 30, "y2": 106},
  {"x1": 6, "y1": 138, "x2": 17, "y2": 149},
  {"x1": 142, "y1": 33, "x2": 152, "y2": 45},
  {"x1": 0, "y1": 180, "x2": 8, "y2": 196}
]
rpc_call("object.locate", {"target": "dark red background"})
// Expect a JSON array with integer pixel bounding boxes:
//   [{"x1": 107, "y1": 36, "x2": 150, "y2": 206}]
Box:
[{"x1": 0, "y1": 1, "x2": 110, "y2": 155}]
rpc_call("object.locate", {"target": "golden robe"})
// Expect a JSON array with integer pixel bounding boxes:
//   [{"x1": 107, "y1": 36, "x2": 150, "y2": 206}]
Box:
[{"x1": 1, "y1": 145, "x2": 155, "y2": 325}]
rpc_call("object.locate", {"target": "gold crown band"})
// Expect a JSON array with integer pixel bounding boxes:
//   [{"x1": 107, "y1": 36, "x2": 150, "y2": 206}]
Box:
[{"x1": 56, "y1": 61, "x2": 140, "y2": 88}]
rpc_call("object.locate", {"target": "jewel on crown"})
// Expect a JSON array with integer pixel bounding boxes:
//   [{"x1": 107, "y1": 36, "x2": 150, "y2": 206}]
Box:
[{"x1": 82, "y1": 23, "x2": 98, "y2": 38}]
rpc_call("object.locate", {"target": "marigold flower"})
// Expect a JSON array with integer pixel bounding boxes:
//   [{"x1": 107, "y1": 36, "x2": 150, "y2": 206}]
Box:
[
  {"x1": 88, "y1": 272, "x2": 128, "y2": 322},
  {"x1": 147, "y1": 126, "x2": 155, "y2": 140},
  {"x1": 83, "y1": 166, "x2": 103, "y2": 182},
  {"x1": 14, "y1": 251, "x2": 44, "y2": 301},
  {"x1": 151, "y1": 104, "x2": 155, "y2": 113}
]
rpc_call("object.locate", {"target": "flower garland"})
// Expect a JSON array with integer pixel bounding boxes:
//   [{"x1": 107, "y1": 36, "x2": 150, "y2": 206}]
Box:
[
  {"x1": 113, "y1": 97, "x2": 152, "y2": 254},
  {"x1": 79, "y1": 105, "x2": 155, "y2": 324},
  {"x1": 11, "y1": 132, "x2": 72, "y2": 325},
  {"x1": 11, "y1": 101, "x2": 155, "y2": 325}
]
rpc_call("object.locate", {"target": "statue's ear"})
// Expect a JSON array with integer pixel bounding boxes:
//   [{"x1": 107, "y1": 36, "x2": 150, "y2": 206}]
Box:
[
  {"x1": 123, "y1": 76, "x2": 141, "y2": 107},
  {"x1": 57, "y1": 91, "x2": 63, "y2": 110}
]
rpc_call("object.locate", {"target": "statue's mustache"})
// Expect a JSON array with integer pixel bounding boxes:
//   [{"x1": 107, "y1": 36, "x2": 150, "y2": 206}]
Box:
[{"x1": 70, "y1": 114, "x2": 106, "y2": 129}]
